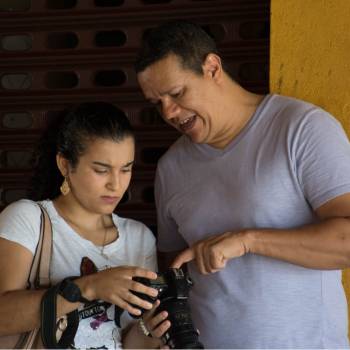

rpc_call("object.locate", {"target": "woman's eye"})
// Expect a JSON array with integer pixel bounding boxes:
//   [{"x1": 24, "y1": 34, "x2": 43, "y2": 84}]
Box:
[
  {"x1": 122, "y1": 168, "x2": 132, "y2": 173},
  {"x1": 95, "y1": 169, "x2": 107, "y2": 174}
]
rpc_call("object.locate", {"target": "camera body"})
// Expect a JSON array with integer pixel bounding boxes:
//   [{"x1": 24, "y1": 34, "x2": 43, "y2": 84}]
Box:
[{"x1": 133, "y1": 268, "x2": 203, "y2": 349}]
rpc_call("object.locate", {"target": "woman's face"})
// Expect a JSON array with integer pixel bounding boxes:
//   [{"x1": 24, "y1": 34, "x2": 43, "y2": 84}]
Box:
[{"x1": 64, "y1": 136, "x2": 135, "y2": 215}]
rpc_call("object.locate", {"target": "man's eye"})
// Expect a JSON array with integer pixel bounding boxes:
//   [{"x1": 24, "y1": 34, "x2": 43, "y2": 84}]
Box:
[
  {"x1": 122, "y1": 168, "x2": 132, "y2": 173},
  {"x1": 171, "y1": 91, "x2": 181, "y2": 98},
  {"x1": 95, "y1": 169, "x2": 107, "y2": 174}
]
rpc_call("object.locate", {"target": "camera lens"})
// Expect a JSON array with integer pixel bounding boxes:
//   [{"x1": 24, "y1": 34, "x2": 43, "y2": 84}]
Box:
[
  {"x1": 186, "y1": 276, "x2": 193, "y2": 286},
  {"x1": 158, "y1": 299, "x2": 203, "y2": 349},
  {"x1": 131, "y1": 269, "x2": 203, "y2": 349}
]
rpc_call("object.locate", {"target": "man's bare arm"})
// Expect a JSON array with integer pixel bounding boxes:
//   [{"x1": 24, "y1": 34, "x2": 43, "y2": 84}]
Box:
[{"x1": 172, "y1": 193, "x2": 350, "y2": 273}]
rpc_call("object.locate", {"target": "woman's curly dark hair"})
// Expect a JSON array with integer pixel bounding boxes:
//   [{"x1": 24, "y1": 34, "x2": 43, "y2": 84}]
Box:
[{"x1": 28, "y1": 102, "x2": 134, "y2": 201}]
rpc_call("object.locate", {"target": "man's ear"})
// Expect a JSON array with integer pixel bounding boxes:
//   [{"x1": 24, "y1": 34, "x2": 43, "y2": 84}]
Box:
[
  {"x1": 56, "y1": 153, "x2": 69, "y2": 177},
  {"x1": 202, "y1": 53, "x2": 222, "y2": 81}
]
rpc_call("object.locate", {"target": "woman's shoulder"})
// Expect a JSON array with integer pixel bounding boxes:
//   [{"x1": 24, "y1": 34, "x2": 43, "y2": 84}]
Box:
[
  {"x1": 0, "y1": 199, "x2": 41, "y2": 219},
  {"x1": 0, "y1": 199, "x2": 43, "y2": 254}
]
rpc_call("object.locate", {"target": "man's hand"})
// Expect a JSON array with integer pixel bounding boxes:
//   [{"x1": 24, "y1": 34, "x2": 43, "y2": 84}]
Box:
[{"x1": 171, "y1": 231, "x2": 250, "y2": 274}]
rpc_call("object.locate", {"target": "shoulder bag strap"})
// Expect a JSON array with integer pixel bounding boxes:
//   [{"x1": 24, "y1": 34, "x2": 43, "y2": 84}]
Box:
[
  {"x1": 27, "y1": 203, "x2": 52, "y2": 290},
  {"x1": 36, "y1": 204, "x2": 52, "y2": 288},
  {"x1": 13, "y1": 203, "x2": 53, "y2": 348}
]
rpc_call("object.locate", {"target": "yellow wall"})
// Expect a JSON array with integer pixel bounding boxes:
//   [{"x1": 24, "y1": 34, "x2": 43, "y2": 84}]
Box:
[{"x1": 270, "y1": 0, "x2": 350, "y2": 336}]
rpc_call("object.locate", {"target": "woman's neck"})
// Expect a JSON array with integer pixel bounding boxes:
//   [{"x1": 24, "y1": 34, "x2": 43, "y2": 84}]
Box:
[{"x1": 52, "y1": 196, "x2": 117, "y2": 246}]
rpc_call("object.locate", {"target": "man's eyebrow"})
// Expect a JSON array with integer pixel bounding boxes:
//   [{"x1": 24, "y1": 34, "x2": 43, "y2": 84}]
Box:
[
  {"x1": 146, "y1": 87, "x2": 181, "y2": 102},
  {"x1": 160, "y1": 86, "x2": 181, "y2": 96}
]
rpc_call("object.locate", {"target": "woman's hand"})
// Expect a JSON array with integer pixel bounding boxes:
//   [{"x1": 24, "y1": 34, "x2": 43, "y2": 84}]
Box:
[
  {"x1": 141, "y1": 300, "x2": 171, "y2": 348},
  {"x1": 76, "y1": 266, "x2": 159, "y2": 316},
  {"x1": 142, "y1": 300, "x2": 171, "y2": 339},
  {"x1": 123, "y1": 300, "x2": 171, "y2": 349}
]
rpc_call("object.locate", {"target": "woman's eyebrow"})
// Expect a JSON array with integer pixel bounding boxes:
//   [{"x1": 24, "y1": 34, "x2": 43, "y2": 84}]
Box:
[
  {"x1": 92, "y1": 161, "x2": 110, "y2": 168},
  {"x1": 123, "y1": 161, "x2": 134, "y2": 167},
  {"x1": 92, "y1": 160, "x2": 134, "y2": 168}
]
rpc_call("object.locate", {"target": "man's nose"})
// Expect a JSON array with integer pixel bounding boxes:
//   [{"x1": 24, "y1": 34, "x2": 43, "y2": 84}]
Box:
[{"x1": 162, "y1": 99, "x2": 181, "y2": 121}]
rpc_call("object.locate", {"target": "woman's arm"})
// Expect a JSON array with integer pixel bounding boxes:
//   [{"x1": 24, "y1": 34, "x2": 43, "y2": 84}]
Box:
[
  {"x1": 0, "y1": 238, "x2": 80, "y2": 335},
  {"x1": 122, "y1": 320, "x2": 163, "y2": 349}
]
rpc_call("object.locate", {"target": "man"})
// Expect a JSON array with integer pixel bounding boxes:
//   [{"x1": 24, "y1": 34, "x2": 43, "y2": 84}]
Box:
[{"x1": 135, "y1": 20, "x2": 350, "y2": 348}]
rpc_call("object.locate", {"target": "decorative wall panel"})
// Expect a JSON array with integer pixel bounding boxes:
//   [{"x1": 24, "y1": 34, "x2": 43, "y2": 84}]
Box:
[{"x1": 0, "y1": 0, "x2": 270, "y2": 234}]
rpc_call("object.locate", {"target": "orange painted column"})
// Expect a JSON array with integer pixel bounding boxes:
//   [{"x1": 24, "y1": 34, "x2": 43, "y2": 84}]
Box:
[{"x1": 270, "y1": 0, "x2": 350, "y2": 337}]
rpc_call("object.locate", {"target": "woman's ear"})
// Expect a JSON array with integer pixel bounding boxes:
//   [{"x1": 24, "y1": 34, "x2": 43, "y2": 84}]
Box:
[
  {"x1": 56, "y1": 153, "x2": 69, "y2": 177},
  {"x1": 202, "y1": 53, "x2": 222, "y2": 81}
]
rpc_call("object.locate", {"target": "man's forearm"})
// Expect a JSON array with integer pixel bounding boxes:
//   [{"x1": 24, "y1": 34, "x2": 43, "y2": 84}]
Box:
[{"x1": 246, "y1": 217, "x2": 350, "y2": 269}]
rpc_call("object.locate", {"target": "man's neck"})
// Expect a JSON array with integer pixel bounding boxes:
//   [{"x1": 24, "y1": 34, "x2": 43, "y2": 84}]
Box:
[{"x1": 209, "y1": 79, "x2": 265, "y2": 149}]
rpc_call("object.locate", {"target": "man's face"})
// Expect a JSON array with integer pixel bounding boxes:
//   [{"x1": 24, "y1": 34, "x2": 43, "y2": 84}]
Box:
[{"x1": 137, "y1": 54, "x2": 221, "y2": 146}]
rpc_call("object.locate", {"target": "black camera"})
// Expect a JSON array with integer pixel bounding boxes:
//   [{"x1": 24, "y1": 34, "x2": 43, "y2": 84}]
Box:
[{"x1": 133, "y1": 268, "x2": 204, "y2": 349}]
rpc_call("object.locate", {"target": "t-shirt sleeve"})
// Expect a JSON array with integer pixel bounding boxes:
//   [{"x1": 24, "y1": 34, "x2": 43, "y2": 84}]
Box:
[
  {"x1": 155, "y1": 164, "x2": 188, "y2": 252},
  {"x1": 0, "y1": 199, "x2": 41, "y2": 254},
  {"x1": 294, "y1": 109, "x2": 350, "y2": 209}
]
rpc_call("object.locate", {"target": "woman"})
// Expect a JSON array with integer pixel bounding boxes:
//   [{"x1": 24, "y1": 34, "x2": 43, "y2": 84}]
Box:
[{"x1": 0, "y1": 102, "x2": 170, "y2": 348}]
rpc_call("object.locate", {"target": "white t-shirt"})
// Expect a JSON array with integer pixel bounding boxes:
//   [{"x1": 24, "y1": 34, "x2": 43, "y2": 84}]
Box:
[{"x1": 0, "y1": 199, "x2": 157, "y2": 349}]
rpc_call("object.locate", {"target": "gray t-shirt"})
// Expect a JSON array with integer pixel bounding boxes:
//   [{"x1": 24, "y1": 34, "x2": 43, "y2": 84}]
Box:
[
  {"x1": 156, "y1": 94, "x2": 350, "y2": 348},
  {"x1": 0, "y1": 199, "x2": 157, "y2": 349}
]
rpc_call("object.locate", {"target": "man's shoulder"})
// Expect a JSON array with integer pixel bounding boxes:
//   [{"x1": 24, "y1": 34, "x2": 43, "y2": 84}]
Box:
[
  {"x1": 268, "y1": 94, "x2": 336, "y2": 127},
  {"x1": 269, "y1": 94, "x2": 318, "y2": 114}
]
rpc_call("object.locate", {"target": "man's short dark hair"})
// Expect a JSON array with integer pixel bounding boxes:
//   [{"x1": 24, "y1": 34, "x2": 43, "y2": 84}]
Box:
[{"x1": 134, "y1": 20, "x2": 219, "y2": 75}]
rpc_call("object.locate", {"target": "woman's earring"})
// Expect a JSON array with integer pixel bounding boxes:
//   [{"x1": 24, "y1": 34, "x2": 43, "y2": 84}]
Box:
[{"x1": 60, "y1": 176, "x2": 70, "y2": 196}]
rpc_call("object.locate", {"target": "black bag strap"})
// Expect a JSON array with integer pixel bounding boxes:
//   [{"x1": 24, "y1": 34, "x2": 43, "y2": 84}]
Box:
[{"x1": 40, "y1": 283, "x2": 79, "y2": 349}]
